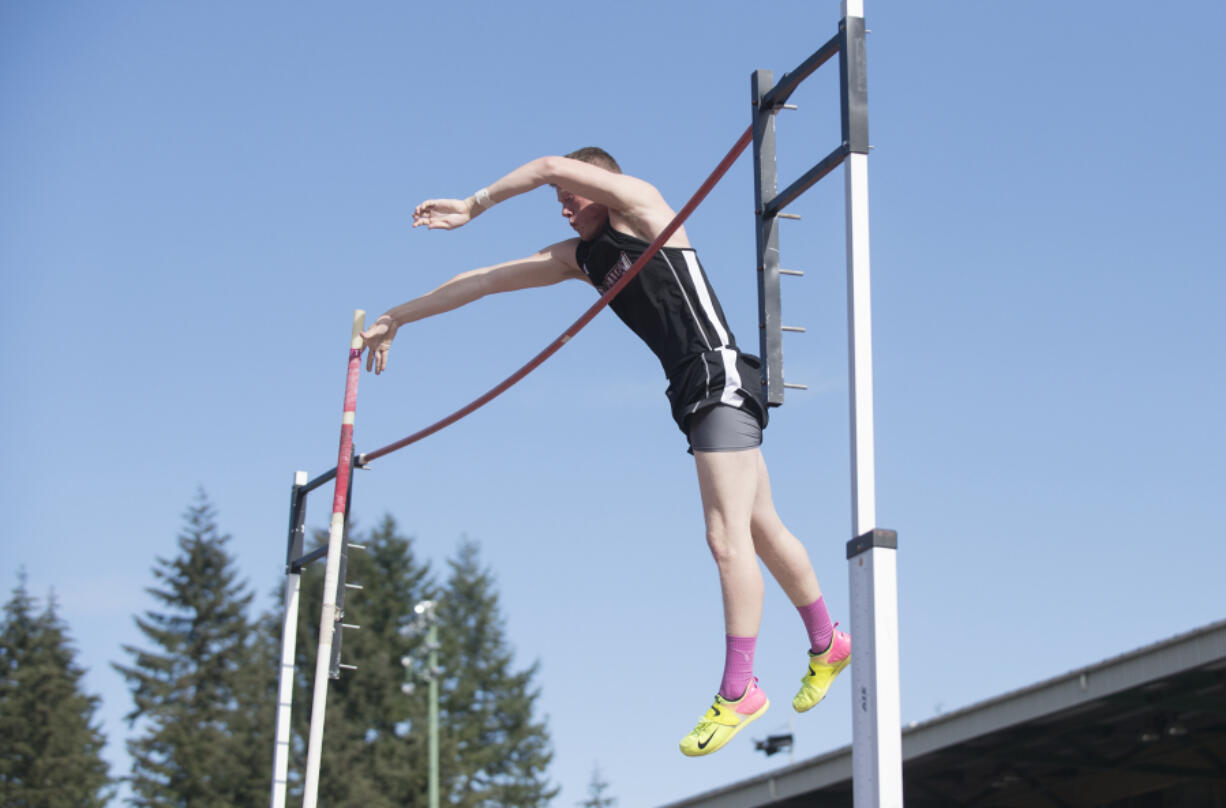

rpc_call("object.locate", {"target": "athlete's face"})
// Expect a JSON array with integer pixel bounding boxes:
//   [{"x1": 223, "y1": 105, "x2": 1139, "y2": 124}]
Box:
[{"x1": 557, "y1": 187, "x2": 608, "y2": 240}]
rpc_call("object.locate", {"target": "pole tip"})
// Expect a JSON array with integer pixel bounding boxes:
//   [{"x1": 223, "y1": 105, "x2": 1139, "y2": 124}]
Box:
[{"x1": 350, "y1": 309, "x2": 367, "y2": 349}]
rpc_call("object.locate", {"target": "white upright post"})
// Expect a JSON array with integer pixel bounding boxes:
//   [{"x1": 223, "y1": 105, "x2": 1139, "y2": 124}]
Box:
[
  {"x1": 841, "y1": 2, "x2": 903, "y2": 805},
  {"x1": 270, "y1": 471, "x2": 308, "y2": 808}
]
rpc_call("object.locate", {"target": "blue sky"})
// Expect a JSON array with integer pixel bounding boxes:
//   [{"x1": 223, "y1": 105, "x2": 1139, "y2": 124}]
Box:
[{"x1": 3, "y1": 2, "x2": 1225, "y2": 805}]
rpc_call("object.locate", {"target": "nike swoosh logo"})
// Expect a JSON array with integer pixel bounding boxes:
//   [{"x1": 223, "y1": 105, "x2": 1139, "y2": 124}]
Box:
[
  {"x1": 697, "y1": 730, "x2": 718, "y2": 750},
  {"x1": 808, "y1": 666, "x2": 817, "y2": 677}
]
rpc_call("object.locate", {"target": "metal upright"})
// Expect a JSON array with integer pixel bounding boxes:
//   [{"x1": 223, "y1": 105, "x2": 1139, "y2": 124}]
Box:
[
  {"x1": 839, "y1": 4, "x2": 903, "y2": 805},
  {"x1": 426, "y1": 612, "x2": 440, "y2": 808},
  {"x1": 270, "y1": 470, "x2": 309, "y2": 808},
  {"x1": 401, "y1": 599, "x2": 441, "y2": 808},
  {"x1": 750, "y1": 2, "x2": 902, "y2": 804},
  {"x1": 270, "y1": 464, "x2": 353, "y2": 808}
]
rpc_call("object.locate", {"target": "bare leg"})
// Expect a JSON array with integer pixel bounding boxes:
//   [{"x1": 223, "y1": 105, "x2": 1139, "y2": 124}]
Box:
[
  {"x1": 694, "y1": 448, "x2": 764, "y2": 636},
  {"x1": 680, "y1": 452, "x2": 775, "y2": 756},
  {"x1": 748, "y1": 451, "x2": 824, "y2": 607}
]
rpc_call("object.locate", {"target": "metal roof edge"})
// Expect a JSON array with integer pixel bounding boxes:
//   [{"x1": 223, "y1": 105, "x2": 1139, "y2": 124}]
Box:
[{"x1": 900, "y1": 618, "x2": 1226, "y2": 759}]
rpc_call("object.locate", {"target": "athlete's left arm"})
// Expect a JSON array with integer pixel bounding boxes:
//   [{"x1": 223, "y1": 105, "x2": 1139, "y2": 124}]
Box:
[{"x1": 360, "y1": 240, "x2": 587, "y2": 375}]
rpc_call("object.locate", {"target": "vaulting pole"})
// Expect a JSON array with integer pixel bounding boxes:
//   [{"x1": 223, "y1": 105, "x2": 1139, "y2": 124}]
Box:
[{"x1": 302, "y1": 310, "x2": 365, "y2": 808}]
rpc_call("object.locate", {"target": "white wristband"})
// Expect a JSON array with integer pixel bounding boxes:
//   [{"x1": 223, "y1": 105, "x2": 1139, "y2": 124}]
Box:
[{"x1": 473, "y1": 187, "x2": 492, "y2": 209}]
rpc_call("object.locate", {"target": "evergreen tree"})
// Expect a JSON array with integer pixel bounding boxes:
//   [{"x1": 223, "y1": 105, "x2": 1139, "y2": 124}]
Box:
[
  {"x1": 291, "y1": 514, "x2": 435, "y2": 807},
  {"x1": 0, "y1": 573, "x2": 113, "y2": 807},
  {"x1": 578, "y1": 763, "x2": 617, "y2": 808},
  {"x1": 288, "y1": 521, "x2": 554, "y2": 807},
  {"x1": 237, "y1": 607, "x2": 280, "y2": 802},
  {"x1": 438, "y1": 539, "x2": 556, "y2": 808},
  {"x1": 113, "y1": 491, "x2": 272, "y2": 807}
]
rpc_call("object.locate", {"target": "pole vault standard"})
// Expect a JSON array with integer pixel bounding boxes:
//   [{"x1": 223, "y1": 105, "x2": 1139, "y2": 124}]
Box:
[
  {"x1": 269, "y1": 469, "x2": 306, "y2": 808},
  {"x1": 750, "y1": 2, "x2": 901, "y2": 804},
  {"x1": 839, "y1": 5, "x2": 904, "y2": 806}
]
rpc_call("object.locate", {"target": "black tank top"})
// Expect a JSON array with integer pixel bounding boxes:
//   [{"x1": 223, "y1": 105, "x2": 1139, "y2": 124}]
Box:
[{"x1": 575, "y1": 226, "x2": 767, "y2": 431}]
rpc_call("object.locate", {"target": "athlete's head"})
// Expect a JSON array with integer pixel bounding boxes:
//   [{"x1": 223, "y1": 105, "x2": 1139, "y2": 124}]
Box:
[
  {"x1": 557, "y1": 147, "x2": 620, "y2": 239},
  {"x1": 564, "y1": 146, "x2": 621, "y2": 174}
]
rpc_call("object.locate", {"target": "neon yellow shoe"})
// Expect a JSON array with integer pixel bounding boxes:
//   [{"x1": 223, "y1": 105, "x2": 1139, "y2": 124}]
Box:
[
  {"x1": 793, "y1": 626, "x2": 851, "y2": 713},
  {"x1": 679, "y1": 678, "x2": 770, "y2": 757}
]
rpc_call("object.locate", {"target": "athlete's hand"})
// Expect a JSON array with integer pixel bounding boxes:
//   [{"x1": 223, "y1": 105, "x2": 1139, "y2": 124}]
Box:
[
  {"x1": 361, "y1": 314, "x2": 399, "y2": 374},
  {"x1": 412, "y1": 198, "x2": 473, "y2": 230}
]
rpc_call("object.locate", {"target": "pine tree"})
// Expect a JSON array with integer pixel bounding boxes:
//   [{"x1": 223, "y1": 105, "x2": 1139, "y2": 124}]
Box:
[
  {"x1": 438, "y1": 539, "x2": 556, "y2": 808},
  {"x1": 0, "y1": 573, "x2": 113, "y2": 807},
  {"x1": 236, "y1": 606, "x2": 280, "y2": 803},
  {"x1": 287, "y1": 521, "x2": 555, "y2": 807},
  {"x1": 113, "y1": 491, "x2": 272, "y2": 807},
  {"x1": 578, "y1": 762, "x2": 617, "y2": 808},
  {"x1": 291, "y1": 514, "x2": 435, "y2": 807}
]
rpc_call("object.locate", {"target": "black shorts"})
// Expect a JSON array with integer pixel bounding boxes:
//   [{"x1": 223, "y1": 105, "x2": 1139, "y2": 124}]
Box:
[
  {"x1": 685, "y1": 404, "x2": 763, "y2": 453},
  {"x1": 666, "y1": 350, "x2": 768, "y2": 435}
]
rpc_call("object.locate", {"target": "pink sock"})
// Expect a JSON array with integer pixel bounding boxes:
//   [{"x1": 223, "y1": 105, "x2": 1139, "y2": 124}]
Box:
[
  {"x1": 719, "y1": 635, "x2": 757, "y2": 700},
  {"x1": 797, "y1": 596, "x2": 833, "y2": 654}
]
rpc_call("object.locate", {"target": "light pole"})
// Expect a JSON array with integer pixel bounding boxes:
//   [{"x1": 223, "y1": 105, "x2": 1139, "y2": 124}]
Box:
[{"x1": 401, "y1": 599, "x2": 441, "y2": 808}]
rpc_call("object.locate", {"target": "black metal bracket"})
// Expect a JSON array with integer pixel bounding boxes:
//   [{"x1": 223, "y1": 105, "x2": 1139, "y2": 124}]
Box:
[
  {"x1": 840, "y1": 17, "x2": 870, "y2": 156},
  {"x1": 281, "y1": 455, "x2": 361, "y2": 680},
  {"x1": 751, "y1": 69, "x2": 785, "y2": 407},
  {"x1": 751, "y1": 16, "x2": 869, "y2": 407},
  {"x1": 846, "y1": 528, "x2": 897, "y2": 559}
]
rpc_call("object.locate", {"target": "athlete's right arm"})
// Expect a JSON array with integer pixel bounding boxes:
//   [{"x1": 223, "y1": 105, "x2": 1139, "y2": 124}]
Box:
[{"x1": 361, "y1": 239, "x2": 585, "y2": 374}]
